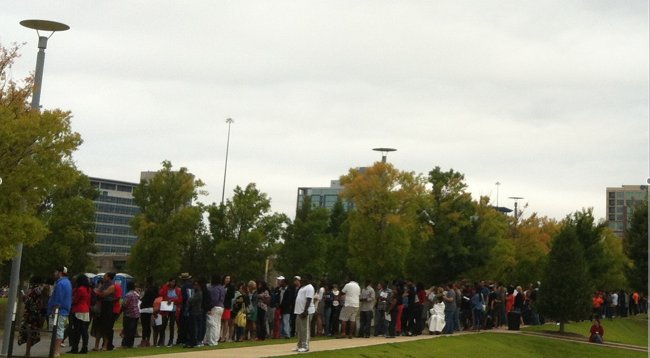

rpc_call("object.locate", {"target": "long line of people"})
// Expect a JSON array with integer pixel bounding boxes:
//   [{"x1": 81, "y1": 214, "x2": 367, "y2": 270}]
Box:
[{"x1": 15, "y1": 267, "x2": 649, "y2": 356}]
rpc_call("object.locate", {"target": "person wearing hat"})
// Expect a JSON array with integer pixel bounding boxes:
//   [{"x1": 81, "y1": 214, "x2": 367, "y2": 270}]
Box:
[{"x1": 47, "y1": 266, "x2": 72, "y2": 357}]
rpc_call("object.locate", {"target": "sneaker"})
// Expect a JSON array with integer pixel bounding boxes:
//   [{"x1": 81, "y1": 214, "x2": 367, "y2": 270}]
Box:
[
  {"x1": 297, "y1": 348, "x2": 309, "y2": 353},
  {"x1": 292, "y1": 347, "x2": 300, "y2": 351}
]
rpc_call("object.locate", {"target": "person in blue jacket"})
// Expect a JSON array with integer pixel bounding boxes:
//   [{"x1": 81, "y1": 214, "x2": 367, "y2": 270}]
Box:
[{"x1": 47, "y1": 266, "x2": 72, "y2": 357}]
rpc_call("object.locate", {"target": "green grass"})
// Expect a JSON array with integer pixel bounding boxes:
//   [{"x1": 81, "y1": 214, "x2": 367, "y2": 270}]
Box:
[
  {"x1": 87, "y1": 336, "x2": 320, "y2": 357},
  {"x1": 523, "y1": 315, "x2": 648, "y2": 347},
  {"x1": 0, "y1": 297, "x2": 7, "y2": 334},
  {"x1": 279, "y1": 333, "x2": 646, "y2": 358}
]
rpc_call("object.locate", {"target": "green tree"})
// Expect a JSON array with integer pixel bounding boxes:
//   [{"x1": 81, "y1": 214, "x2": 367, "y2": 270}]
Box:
[
  {"x1": 464, "y1": 196, "x2": 512, "y2": 283},
  {"x1": 623, "y1": 200, "x2": 648, "y2": 293},
  {"x1": 323, "y1": 199, "x2": 350, "y2": 283},
  {"x1": 208, "y1": 183, "x2": 288, "y2": 282},
  {"x1": 277, "y1": 197, "x2": 330, "y2": 278},
  {"x1": 414, "y1": 167, "x2": 484, "y2": 284},
  {"x1": 538, "y1": 223, "x2": 592, "y2": 333},
  {"x1": 506, "y1": 214, "x2": 558, "y2": 286},
  {"x1": 127, "y1": 161, "x2": 204, "y2": 282},
  {"x1": 22, "y1": 172, "x2": 97, "y2": 277},
  {"x1": 0, "y1": 43, "x2": 83, "y2": 261},
  {"x1": 340, "y1": 163, "x2": 426, "y2": 282},
  {"x1": 572, "y1": 209, "x2": 626, "y2": 290}
]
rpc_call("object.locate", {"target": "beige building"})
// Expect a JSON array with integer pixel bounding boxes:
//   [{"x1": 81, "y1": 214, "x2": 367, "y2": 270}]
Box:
[{"x1": 606, "y1": 185, "x2": 648, "y2": 237}]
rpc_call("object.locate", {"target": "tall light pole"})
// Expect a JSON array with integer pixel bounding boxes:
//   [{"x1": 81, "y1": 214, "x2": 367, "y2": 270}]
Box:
[
  {"x1": 509, "y1": 196, "x2": 524, "y2": 221},
  {"x1": 372, "y1": 147, "x2": 397, "y2": 163},
  {"x1": 2, "y1": 19, "x2": 69, "y2": 356},
  {"x1": 221, "y1": 118, "x2": 234, "y2": 205},
  {"x1": 495, "y1": 181, "x2": 501, "y2": 208}
]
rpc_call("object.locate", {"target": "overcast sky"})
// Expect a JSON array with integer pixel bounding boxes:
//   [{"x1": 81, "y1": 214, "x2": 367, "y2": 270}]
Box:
[{"x1": 2, "y1": 1, "x2": 648, "y2": 221}]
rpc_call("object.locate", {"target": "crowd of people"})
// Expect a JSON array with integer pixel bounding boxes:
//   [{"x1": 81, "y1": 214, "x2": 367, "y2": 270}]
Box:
[{"x1": 14, "y1": 266, "x2": 649, "y2": 356}]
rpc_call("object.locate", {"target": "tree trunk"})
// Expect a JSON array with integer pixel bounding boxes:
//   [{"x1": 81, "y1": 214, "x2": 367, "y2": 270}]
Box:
[{"x1": 559, "y1": 321, "x2": 565, "y2": 333}]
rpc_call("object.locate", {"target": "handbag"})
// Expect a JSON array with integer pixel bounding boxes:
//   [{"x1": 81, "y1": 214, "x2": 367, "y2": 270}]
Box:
[{"x1": 235, "y1": 308, "x2": 247, "y2": 327}]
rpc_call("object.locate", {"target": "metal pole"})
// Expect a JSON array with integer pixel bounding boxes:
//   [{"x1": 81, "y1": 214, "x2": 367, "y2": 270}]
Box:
[
  {"x1": 31, "y1": 36, "x2": 48, "y2": 109},
  {"x1": 221, "y1": 118, "x2": 233, "y2": 205},
  {"x1": 496, "y1": 181, "x2": 500, "y2": 208},
  {"x1": 48, "y1": 307, "x2": 59, "y2": 358},
  {"x1": 6, "y1": 299, "x2": 18, "y2": 358},
  {"x1": 2, "y1": 34, "x2": 47, "y2": 358}
]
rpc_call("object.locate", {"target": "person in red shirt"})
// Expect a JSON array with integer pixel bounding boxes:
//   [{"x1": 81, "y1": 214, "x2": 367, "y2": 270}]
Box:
[
  {"x1": 68, "y1": 275, "x2": 91, "y2": 354},
  {"x1": 158, "y1": 278, "x2": 183, "y2": 347},
  {"x1": 589, "y1": 318, "x2": 604, "y2": 343},
  {"x1": 592, "y1": 292, "x2": 604, "y2": 319}
]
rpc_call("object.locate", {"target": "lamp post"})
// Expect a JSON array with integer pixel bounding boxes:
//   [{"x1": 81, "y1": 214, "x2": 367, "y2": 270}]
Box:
[
  {"x1": 221, "y1": 118, "x2": 234, "y2": 205},
  {"x1": 495, "y1": 181, "x2": 501, "y2": 208},
  {"x1": 372, "y1": 147, "x2": 396, "y2": 163},
  {"x1": 509, "y1": 196, "x2": 524, "y2": 221},
  {"x1": 1, "y1": 19, "x2": 69, "y2": 356}
]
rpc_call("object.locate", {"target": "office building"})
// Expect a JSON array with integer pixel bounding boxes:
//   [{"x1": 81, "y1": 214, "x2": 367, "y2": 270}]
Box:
[
  {"x1": 89, "y1": 177, "x2": 140, "y2": 271},
  {"x1": 297, "y1": 180, "x2": 352, "y2": 212},
  {"x1": 606, "y1": 185, "x2": 648, "y2": 237}
]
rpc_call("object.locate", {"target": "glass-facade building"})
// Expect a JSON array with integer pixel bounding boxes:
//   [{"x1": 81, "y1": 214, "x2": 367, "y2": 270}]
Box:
[
  {"x1": 297, "y1": 180, "x2": 354, "y2": 212},
  {"x1": 89, "y1": 177, "x2": 140, "y2": 254},
  {"x1": 606, "y1": 185, "x2": 648, "y2": 237}
]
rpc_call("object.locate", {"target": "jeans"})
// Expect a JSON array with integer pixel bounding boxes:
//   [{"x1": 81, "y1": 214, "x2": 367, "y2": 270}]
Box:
[
  {"x1": 68, "y1": 315, "x2": 89, "y2": 352},
  {"x1": 256, "y1": 308, "x2": 267, "y2": 339},
  {"x1": 324, "y1": 307, "x2": 332, "y2": 335},
  {"x1": 360, "y1": 311, "x2": 373, "y2": 337},
  {"x1": 140, "y1": 312, "x2": 152, "y2": 343},
  {"x1": 375, "y1": 309, "x2": 386, "y2": 336},
  {"x1": 443, "y1": 310, "x2": 456, "y2": 334},
  {"x1": 158, "y1": 314, "x2": 176, "y2": 346},
  {"x1": 121, "y1": 316, "x2": 139, "y2": 348},
  {"x1": 281, "y1": 314, "x2": 291, "y2": 338}
]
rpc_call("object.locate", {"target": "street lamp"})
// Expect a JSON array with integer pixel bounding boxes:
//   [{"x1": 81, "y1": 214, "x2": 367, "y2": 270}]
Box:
[
  {"x1": 372, "y1": 147, "x2": 396, "y2": 163},
  {"x1": 221, "y1": 118, "x2": 234, "y2": 205},
  {"x1": 509, "y1": 196, "x2": 524, "y2": 221},
  {"x1": 1, "y1": 19, "x2": 69, "y2": 356}
]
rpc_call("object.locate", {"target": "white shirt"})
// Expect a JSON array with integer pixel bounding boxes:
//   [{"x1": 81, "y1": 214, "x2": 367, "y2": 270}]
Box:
[
  {"x1": 611, "y1": 293, "x2": 618, "y2": 306},
  {"x1": 294, "y1": 284, "x2": 315, "y2": 315},
  {"x1": 342, "y1": 281, "x2": 361, "y2": 308}
]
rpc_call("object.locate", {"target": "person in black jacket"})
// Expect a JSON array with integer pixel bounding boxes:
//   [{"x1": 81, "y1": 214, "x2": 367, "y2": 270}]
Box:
[
  {"x1": 278, "y1": 277, "x2": 296, "y2": 338},
  {"x1": 139, "y1": 277, "x2": 158, "y2": 347}
]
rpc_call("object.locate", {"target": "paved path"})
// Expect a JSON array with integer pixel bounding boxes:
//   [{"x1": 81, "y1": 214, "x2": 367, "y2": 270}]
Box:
[{"x1": 135, "y1": 334, "x2": 467, "y2": 358}]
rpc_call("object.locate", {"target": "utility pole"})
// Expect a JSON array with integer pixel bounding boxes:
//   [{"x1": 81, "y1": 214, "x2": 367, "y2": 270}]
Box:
[{"x1": 221, "y1": 118, "x2": 234, "y2": 205}]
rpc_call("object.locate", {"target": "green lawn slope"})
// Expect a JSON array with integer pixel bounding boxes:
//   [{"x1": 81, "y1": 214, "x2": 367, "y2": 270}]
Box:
[{"x1": 523, "y1": 315, "x2": 648, "y2": 347}]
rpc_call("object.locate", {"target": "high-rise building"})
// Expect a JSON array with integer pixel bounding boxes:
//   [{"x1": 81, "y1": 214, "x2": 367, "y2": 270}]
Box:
[
  {"x1": 89, "y1": 177, "x2": 140, "y2": 271},
  {"x1": 606, "y1": 185, "x2": 648, "y2": 237},
  {"x1": 297, "y1": 180, "x2": 353, "y2": 212}
]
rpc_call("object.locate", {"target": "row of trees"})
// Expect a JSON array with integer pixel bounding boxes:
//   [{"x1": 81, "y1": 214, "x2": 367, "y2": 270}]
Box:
[
  {"x1": 122, "y1": 159, "x2": 641, "y2": 298},
  {"x1": 1, "y1": 42, "x2": 647, "y2": 316}
]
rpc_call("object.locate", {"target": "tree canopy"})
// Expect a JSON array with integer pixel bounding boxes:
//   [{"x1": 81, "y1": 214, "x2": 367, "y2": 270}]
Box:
[
  {"x1": 0, "y1": 43, "x2": 84, "y2": 263},
  {"x1": 624, "y1": 200, "x2": 648, "y2": 293},
  {"x1": 128, "y1": 161, "x2": 204, "y2": 281}
]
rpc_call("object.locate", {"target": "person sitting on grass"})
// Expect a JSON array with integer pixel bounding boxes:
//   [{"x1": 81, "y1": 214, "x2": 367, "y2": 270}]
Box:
[{"x1": 589, "y1": 318, "x2": 604, "y2": 344}]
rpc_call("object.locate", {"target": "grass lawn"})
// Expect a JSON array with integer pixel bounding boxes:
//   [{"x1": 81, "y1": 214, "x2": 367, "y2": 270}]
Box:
[
  {"x1": 523, "y1": 314, "x2": 648, "y2": 347},
  {"x1": 277, "y1": 333, "x2": 646, "y2": 358},
  {"x1": 86, "y1": 336, "x2": 319, "y2": 357}
]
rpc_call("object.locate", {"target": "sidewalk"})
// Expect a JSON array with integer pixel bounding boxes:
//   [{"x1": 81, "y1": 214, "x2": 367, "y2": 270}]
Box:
[{"x1": 136, "y1": 334, "x2": 462, "y2": 358}]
